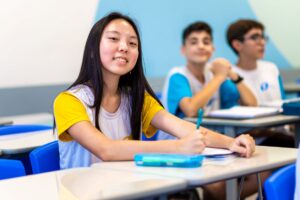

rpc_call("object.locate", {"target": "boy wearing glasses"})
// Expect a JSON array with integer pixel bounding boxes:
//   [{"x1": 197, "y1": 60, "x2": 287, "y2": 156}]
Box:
[
  {"x1": 226, "y1": 19, "x2": 294, "y2": 147},
  {"x1": 226, "y1": 19, "x2": 285, "y2": 105}
]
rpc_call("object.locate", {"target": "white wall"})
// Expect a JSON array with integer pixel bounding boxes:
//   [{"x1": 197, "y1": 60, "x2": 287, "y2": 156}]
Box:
[{"x1": 0, "y1": 0, "x2": 98, "y2": 88}]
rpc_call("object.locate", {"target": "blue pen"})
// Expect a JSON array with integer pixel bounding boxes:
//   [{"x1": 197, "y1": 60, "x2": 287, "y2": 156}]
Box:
[{"x1": 196, "y1": 109, "x2": 204, "y2": 129}]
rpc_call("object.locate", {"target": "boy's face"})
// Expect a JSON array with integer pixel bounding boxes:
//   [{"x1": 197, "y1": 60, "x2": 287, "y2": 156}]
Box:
[
  {"x1": 235, "y1": 28, "x2": 266, "y2": 60},
  {"x1": 181, "y1": 31, "x2": 214, "y2": 66}
]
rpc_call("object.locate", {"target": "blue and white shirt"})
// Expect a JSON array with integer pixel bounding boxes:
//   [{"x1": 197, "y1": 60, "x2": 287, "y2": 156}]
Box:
[
  {"x1": 161, "y1": 65, "x2": 220, "y2": 117},
  {"x1": 157, "y1": 65, "x2": 220, "y2": 140}
]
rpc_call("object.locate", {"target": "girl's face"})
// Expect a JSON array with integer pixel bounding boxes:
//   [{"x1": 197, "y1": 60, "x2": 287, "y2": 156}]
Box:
[{"x1": 100, "y1": 19, "x2": 139, "y2": 77}]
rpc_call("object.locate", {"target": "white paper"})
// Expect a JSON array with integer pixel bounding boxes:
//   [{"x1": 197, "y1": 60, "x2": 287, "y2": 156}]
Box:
[
  {"x1": 206, "y1": 106, "x2": 280, "y2": 119},
  {"x1": 201, "y1": 147, "x2": 233, "y2": 156}
]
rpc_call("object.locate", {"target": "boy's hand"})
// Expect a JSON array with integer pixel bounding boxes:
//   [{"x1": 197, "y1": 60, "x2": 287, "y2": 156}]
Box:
[
  {"x1": 211, "y1": 58, "x2": 231, "y2": 79},
  {"x1": 178, "y1": 129, "x2": 207, "y2": 154},
  {"x1": 229, "y1": 134, "x2": 255, "y2": 157},
  {"x1": 228, "y1": 70, "x2": 239, "y2": 81}
]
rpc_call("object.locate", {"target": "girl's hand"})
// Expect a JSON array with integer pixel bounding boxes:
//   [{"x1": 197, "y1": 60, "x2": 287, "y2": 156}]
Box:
[
  {"x1": 177, "y1": 129, "x2": 207, "y2": 154},
  {"x1": 229, "y1": 134, "x2": 255, "y2": 157}
]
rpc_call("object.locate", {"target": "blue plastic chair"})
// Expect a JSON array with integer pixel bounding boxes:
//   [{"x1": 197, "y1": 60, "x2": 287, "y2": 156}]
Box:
[
  {"x1": 0, "y1": 124, "x2": 52, "y2": 136},
  {"x1": 0, "y1": 124, "x2": 53, "y2": 174},
  {"x1": 29, "y1": 141, "x2": 60, "y2": 174},
  {"x1": 264, "y1": 164, "x2": 296, "y2": 200},
  {"x1": 0, "y1": 159, "x2": 26, "y2": 180}
]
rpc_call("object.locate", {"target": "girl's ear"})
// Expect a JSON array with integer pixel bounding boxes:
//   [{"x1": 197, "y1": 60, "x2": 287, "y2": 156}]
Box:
[{"x1": 232, "y1": 39, "x2": 242, "y2": 52}]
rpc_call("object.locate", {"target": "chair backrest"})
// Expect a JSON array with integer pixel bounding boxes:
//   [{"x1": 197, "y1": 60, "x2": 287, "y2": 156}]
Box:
[
  {"x1": 29, "y1": 141, "x2": 60, "y2": 174},
  {"x1": 0, "y1": 159, "x2": 26, "y2": 180},
  {"x1": 264, "y1": 163, "x2": 296, "y2": 200},
  {"x1": 0, "y1": 124, "x2": 52, "y2": 136}
]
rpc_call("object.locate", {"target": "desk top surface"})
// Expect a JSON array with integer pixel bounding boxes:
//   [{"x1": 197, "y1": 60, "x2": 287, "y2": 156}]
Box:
[
  {"x1": 92, "y1": 146, "x2": 297, "y2": 186},
  {"x1": 0, "y1": 113, "x2": 53, "y2": 126},
  {"x1": 0, "y1": 119, "x2": 13, "y2": 126},
  {"x1": 284, "y1": 83, "x2": 300, "y2": 92},
  {"x1": 185, "y1": 114, "x2": 300, "y2": 127},
  {"x1": 0, "y1": 129, "x2": 55, "y2": 155},
  {"x1": 0, "y1": 167, "x2": 187, "y2": 200}
]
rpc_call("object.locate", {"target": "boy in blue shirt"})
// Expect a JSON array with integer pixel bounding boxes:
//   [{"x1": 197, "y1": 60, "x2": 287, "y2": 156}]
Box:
[
  {"x1": 161, "y1": 22, "x2": 256, "y2": 119},
  {"x1": 158, "y1": 22, "x2": 256, "y2": 140}
]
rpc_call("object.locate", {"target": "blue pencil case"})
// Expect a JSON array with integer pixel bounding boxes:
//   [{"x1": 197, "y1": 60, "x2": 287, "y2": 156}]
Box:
[{"x1": 134, "y1": 153, "x2": 204, "y2": 168}]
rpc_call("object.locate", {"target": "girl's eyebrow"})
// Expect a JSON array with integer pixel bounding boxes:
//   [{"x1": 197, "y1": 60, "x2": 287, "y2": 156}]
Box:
[
  {"x1": 104, "y1": 30, "x2": 137, "y2": 39},
  {"x1": 104, "y1": 30, "x2": 120, "y2": 34}
]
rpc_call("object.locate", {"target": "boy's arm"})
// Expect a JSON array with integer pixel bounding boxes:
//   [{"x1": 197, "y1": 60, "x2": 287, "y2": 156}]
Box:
[
  {"x1": 180, "y1": 58, "x2": 230, "y2": 117},
  {"x1": 229, "y1": 70, "x2": 258, "y2": 106},
  {"x1": 180, "y1": 75, "x2": 226, "y2": 117}
]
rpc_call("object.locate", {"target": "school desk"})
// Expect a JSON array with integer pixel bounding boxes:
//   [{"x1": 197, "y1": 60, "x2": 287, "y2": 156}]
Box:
[
  {"x1": 0, "y1": 112, "x2": 53, "y2": 126},
  {"x1": 0, "y1": 167, "x2": 187, "y2": 200},
  {"x1": 92, "y1": 146, "x2": 297, "y2": 200},
  {"x1": 284, "y1": 83, "x2": 300, "y2": 96},
  {"x1": 185, "y1": 114, "x2": 300, "y2": 146},
  {"x1": 0, "y1": 129, "x2": 55, "y2": 155},
  {"x1": 0, "y1": 119, "x2": 13, "y2": 126}
]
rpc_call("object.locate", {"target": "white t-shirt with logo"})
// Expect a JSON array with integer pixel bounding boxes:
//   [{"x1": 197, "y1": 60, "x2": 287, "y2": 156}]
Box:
[{"x1": 232, "y1": 60, "x2": 282, "y2": 105}]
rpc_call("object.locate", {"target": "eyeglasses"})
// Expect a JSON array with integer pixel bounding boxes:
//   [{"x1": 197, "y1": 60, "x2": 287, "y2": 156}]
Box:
[{"x1": 243, "y1": 34, "x2": 269, "y2": 43}]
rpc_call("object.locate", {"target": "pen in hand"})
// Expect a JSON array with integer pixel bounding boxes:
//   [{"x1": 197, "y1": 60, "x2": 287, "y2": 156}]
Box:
[{"x1": 196, "y1": 108, "x2": 204, "y2": 129}]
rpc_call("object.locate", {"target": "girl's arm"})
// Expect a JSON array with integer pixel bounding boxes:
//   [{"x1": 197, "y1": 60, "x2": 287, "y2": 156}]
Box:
[
  {"x1": 67, "y1": 120, "x2": 206, "y2": 161},
  {"x1": 152, "y1": 110, "x2": 255, "y2": 157},
  {"x1": 229, "y1": 70, "x2": 257, "y2": 106}
]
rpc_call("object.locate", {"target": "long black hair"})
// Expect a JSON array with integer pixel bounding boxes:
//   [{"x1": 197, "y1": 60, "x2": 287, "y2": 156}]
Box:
[{"x1": 68, "y1": 12, "x2": 161, "y2": 140}]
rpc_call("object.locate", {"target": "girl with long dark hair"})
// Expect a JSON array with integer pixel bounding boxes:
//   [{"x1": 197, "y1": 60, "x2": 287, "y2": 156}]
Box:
[{"x1": 53, "y1": 12, "x2": 255, "y2": 169}]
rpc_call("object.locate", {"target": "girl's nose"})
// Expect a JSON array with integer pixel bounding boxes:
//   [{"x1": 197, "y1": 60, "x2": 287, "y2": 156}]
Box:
[{"x1": 118, "y1": 40, "x2": 128, "y2": 52}]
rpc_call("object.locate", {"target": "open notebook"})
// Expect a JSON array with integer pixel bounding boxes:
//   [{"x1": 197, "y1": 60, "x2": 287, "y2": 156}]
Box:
[{"x1": 206, "y1": 106, "x2": 280, "y2": 119}]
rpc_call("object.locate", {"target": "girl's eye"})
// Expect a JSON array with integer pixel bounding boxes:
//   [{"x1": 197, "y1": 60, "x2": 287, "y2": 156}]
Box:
[
  {"x1": 108, "y1": 37, "x2": 119, "y2": 41},
  {"x1": 129, "y1": 42, "x2": 137, "y2": 47}
]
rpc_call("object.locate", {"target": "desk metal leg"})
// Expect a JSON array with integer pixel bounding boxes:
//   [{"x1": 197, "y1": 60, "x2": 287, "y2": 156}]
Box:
[
  {"x1": 295, "y1": 123, "x2": 300, "y2": 147},
  {"x1": 256, "y1": 173, "x2": 264, "y2": 200},
  {"x1": 226, "y1": 179, "x2": 238, "y2": 200}
]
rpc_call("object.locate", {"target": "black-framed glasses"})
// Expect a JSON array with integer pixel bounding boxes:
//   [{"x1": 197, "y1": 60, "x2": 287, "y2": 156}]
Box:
[{"x1": 243, "y1": 33, "x2": 269, "y2": 43}]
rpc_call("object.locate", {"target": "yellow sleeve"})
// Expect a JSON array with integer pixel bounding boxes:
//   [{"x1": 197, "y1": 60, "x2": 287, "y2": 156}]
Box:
[
  {"x1": 53, "y1": 92, "x2": 90, "y2": 142},
  {"x1": 142, "y1": 93, "x2": 164, "y2": 138}
]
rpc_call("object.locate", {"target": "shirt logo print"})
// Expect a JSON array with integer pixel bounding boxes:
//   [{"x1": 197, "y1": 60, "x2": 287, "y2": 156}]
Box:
[{"x1": 260, "y1": 82, "x2": 269, "y2": 92}]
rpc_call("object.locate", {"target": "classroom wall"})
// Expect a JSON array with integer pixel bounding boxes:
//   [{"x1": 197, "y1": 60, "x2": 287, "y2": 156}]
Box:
[{"x1": 0, "y1": 0, "x2": 299, "y2": 116}]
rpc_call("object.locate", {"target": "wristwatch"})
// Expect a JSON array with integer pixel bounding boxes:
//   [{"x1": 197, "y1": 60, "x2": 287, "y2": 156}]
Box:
[{"x1": 232, "y1": 75, "x2": 244, "y2": 84}]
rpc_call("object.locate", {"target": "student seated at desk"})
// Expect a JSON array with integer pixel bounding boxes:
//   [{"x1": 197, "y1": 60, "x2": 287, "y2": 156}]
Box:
[
  {"x1": 53, "y1": 12, "x2": 255, "y2": 171},
  {"x1": 225, "y1": 19, "x2": 294, "y2": 147},
  {"x1": 157, "y1": 21, "x2": 257, "y2": 141}
]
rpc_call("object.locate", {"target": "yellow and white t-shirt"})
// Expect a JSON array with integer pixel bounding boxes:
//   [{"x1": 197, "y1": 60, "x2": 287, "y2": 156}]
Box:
[{"x1": 54, "y1": 84, "x2": 163, "y2": 169}]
